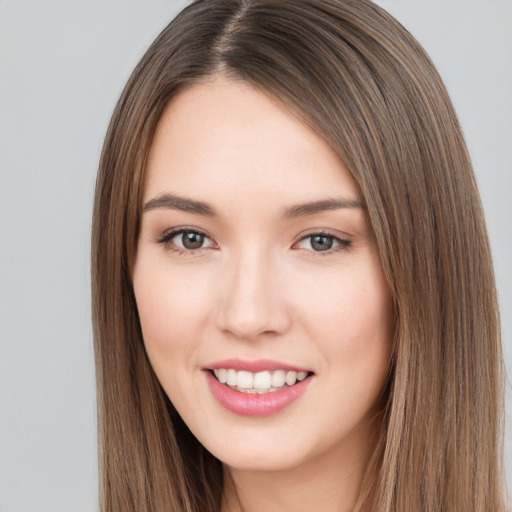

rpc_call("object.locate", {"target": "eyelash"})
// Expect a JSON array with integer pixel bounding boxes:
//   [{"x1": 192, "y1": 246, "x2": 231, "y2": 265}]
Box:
[
  {"x1": 156, "y1": 228, "x2": 352, "y2": 256},
  {"x1": 156, "y1": 227, "x2": 217, "y2": 256},
  {"x1": 294, "y1": 231, "x2": 352, "y2": 255}
]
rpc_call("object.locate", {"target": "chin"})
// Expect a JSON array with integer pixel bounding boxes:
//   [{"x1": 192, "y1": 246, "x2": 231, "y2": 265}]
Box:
[{"x1": 215, "y1": 446, "x2": 308, "y2": 473}]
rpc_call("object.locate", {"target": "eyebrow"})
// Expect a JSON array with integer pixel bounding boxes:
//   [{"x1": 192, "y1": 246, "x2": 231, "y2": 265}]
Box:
[
  {"x1": 282, "y1": 198, "x2": 363, "y2": 219},
  {"x1": 143, "y1": 193, "x2": 216, "y2": 217},
  {"x1": 142, "y1": 193, "x2": 363, "y2": 218}
]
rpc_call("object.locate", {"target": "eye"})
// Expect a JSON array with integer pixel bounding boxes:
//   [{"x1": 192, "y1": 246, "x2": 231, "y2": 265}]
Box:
[
  {"x1": 294, "y1": 232, "x2": 351, "y2": 253},
  {"x1": 157, "y1": 228, "x2": 216, "y2": 252}
]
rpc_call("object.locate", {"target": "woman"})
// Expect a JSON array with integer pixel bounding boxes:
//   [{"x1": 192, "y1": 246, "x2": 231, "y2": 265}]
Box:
[{"x1": 91, "y1": 0, "x2": 507, "y2": 510}]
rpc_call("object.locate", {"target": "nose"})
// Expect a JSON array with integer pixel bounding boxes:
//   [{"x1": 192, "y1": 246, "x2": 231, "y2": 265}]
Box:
[{"x1": 215, "y1": 249, "x2": 291, "y2": 341}]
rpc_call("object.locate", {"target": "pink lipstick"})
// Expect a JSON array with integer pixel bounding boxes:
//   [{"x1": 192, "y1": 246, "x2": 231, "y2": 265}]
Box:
[{"x1": 203, "y1": 359, "x2": 313, "y2": 417}]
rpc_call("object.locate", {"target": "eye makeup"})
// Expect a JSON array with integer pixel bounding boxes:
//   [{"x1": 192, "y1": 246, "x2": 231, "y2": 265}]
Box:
[{"x1": 155, "y1": 225, "x2": 352, "y2": 258}]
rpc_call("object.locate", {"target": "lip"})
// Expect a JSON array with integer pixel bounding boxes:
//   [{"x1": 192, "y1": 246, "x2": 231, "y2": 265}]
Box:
[
  {"x1": 204, "y1": 358, "x2": 311, "y2": 373},
  {"x1": 204, "y1": 367, "x2": 313, "y2": 417}
]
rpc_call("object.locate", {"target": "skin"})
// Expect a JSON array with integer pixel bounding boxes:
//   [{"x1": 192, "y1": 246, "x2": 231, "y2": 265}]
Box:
[{"x1": 133, "y1": 77, "x2": 393, "y2": 512}]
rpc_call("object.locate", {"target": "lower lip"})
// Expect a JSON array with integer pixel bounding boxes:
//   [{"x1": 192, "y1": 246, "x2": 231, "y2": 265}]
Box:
[{"x1": 204, "y1": 371, "x2": 312, "y2": 417}]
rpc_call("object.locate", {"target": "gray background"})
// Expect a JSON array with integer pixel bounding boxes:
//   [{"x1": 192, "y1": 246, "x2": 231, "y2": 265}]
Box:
[{"x1": 0, "y1": 1, "x2": 510, "y2": 510}]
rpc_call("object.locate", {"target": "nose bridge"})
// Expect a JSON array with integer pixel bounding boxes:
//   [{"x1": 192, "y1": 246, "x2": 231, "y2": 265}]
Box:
[{"x1": 217, "y1": 244, "x2": 289, "y2": 339}]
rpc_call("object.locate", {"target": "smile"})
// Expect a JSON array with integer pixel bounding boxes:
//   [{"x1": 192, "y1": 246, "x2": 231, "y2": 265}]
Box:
[
  {"x1": 204, "y1": 360, "x2": 314, "y2": 417},
  {"x1": 212, "y1": 368, "x2": 309, "y2": 394}
]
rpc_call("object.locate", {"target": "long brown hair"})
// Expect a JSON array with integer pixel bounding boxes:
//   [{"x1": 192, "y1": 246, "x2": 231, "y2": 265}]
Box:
[{"x1": 91, "y1": 1, "x2": 506, "y2": 510}]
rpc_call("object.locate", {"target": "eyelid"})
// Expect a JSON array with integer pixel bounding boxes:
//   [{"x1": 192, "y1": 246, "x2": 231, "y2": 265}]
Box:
[
  {"x1": 154, "y1": 226, "x2": 351, "y2": 256},
  {"x1": 156, "y1": 226, "x2": 218, "y2": 254},
  {"x1": 293, "y1": 229, "x2": 352, "y2": 253}
]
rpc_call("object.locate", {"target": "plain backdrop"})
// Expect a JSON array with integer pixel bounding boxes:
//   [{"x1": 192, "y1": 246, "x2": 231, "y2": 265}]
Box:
[{"x1": 0, "y1": 1, "x2": 510, "y2": 510}]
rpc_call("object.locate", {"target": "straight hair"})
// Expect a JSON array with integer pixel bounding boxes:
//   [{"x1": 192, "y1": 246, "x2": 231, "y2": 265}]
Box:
[{"x1": 91, "y1": 1, "x2": 506, "y2": 510}]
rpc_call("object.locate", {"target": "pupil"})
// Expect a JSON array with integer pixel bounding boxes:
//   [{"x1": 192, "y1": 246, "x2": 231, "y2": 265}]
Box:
[
  {"x1": 311, "y1": 235, "x2": 333, "y2": 251},
  {"x1": 183, "y1": 232, "x2": 204, "y2": 250}
]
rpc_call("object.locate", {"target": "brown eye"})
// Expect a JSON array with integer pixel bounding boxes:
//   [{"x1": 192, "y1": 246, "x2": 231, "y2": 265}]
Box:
[
  {"x1": 181, "y1": 231, "x2": 206, "y2": 250},
  {"x1": 157, "y1": 228, "x2": 215, "y2": 252}
]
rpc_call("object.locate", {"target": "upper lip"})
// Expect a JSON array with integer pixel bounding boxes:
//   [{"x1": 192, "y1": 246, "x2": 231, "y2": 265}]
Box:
[{"x1": 203, "y1": 358, "x2": 312, "y2": 373}]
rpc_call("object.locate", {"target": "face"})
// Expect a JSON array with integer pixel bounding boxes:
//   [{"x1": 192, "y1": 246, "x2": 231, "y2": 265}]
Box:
[{"x1": 133, "y1": 78, "x2": 393, "y2": 473}]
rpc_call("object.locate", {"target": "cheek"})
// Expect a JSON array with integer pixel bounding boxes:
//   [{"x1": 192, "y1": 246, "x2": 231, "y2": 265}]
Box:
[
  {"x1": 292, "y1": 257, "x2": 393, "y2": 389},
  {"x1": 296, "y1": 261, "x2": 392, "y2": 344},
  {"x1": 132, "y1": 257, "x2": 215, "y2": 362}
]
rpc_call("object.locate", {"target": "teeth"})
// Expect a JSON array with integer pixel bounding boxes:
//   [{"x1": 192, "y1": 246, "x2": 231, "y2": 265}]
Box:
[
  {"x1": 271, "y1": 370, "x2": 285, "y2": 387},
  {"x1": 212, "y1": 368, "x2": 309, "y2": 393},
  {"x1": 285, "y1": 371, "x2": 297, "y2": 386},
  {"x1": 216, "y1": 368, "x2": 228, "y2": 384},
  {"x1": 253, "y1": 371, "x2": 272, "y2": 390},
  {"x1": 237, "y1": 371, "x2": 253, "y2": 389},
  {"x1": 227, "y1": 369, "x2": 237, "y2": 386}
]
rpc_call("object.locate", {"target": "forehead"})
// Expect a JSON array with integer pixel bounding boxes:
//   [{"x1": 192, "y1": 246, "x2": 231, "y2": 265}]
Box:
[{"x1": 144, "y1": 78, "x2": 358, "y2": 209}]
